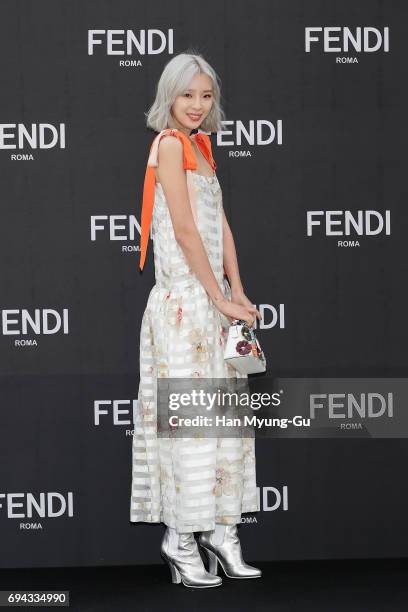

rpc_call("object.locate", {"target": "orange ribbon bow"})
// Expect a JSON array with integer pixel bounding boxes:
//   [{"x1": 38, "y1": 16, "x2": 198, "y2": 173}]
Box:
[{"x1": 139, "y1": 128, "x2": 217, "y2": 271}]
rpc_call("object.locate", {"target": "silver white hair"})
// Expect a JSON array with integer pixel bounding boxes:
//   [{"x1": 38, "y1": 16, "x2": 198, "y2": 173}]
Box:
[{"x1": 145, "y1": 50, "x2": 226, "y2": 133}]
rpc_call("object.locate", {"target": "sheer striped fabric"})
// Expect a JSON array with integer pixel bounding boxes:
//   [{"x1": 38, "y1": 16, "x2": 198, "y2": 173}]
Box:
[{"x1": 130, "y1": 154, "x2": 259, "y2": 533}]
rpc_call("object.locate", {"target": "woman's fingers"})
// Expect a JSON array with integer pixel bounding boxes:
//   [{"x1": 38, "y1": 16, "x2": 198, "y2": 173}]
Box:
[{"x1": 247, "y1": 306, "x2": 262, "y2": 323}]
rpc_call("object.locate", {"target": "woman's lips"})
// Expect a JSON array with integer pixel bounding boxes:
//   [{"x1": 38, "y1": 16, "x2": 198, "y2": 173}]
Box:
[{"x1": 187, "y1": 114, "x2": 202, "y2": 120}]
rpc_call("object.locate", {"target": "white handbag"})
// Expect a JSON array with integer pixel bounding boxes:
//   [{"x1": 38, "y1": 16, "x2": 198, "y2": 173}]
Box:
[{"x1": 224, "y1": 319, "x2": 266, "y2": 375}]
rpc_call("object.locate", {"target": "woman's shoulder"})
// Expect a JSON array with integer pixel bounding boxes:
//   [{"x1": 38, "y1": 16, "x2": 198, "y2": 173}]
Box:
[
  {"x1": 149, "y1": 128, "x2": 214, "y2": 175},
  {"x1": 147, "y1": 129, "x2": 184, "y2": 175},
  {"x1": 151, "y1": 131, "x2": 185, "y2": 183},
  {"x1": 152, "y1": 129, "x2": 184, "y2": 162},
  {"x1": 155, "y1": 133, "x2": 184, "y2": 175},
  {"x1": 152, "y1": 128, "x2": 185, "y2": 142},
  {"x1": 156, "y1": 129, "x2": 184, "y2": 150}
]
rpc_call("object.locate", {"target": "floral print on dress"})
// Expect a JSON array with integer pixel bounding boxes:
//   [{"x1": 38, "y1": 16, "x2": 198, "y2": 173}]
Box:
[
  {"x1": 163, "y1": 294, "x2": 183, "y2": 328},
  {"x1": 215, "y1": 458, "x2": 241, "y2": 498},
  {"x1": 219, "y1": 324, "x2": 228, "y2": 346},
  {"x1": 187, "y1": 327, "x2": 209, "y2": 364},
  {"x1": 157, "y1": 360, "x2": 169, "y2": 378}
]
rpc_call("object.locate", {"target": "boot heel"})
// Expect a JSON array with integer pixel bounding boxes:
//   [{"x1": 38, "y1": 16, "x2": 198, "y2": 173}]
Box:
[
  {"x1": 162, "y1": 554, "x2": 181, "y2": 584},
  {"x1": 205, "y1": 548, "x2": 219, "y2": 574},
  {"x1": 169, "y1": 561, "x2": 182, "y2": 584}
]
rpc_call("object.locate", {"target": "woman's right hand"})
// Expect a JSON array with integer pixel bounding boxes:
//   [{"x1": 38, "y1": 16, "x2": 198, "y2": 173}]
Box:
[{"x1": 214, "y1": 297, "x2": 259, "y2": 327}]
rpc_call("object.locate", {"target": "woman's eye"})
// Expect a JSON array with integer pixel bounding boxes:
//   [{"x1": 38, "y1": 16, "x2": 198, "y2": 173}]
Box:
[{"x1": 184, "y1": 93, "x2": 212, "y2": 98}]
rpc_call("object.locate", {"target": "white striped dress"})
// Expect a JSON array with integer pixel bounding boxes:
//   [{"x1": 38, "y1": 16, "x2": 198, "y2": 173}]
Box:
[{"x1": 130, "y1": 169, "x2": 259, "y2": 533}]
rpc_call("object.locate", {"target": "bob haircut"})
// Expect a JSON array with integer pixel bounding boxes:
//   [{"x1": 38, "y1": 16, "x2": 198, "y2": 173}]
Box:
[{"x1": 145, "y1": 50, "x2": 226, "y2": 134}]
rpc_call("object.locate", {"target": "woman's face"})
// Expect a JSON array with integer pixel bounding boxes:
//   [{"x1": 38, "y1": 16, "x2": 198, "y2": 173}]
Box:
[{"x1": 170, "y1": 72, "x2": 214, "y2": 133}]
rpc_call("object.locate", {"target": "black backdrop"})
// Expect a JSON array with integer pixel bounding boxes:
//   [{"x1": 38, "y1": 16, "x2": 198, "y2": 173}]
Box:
[{"x1": 1, "y1": 0, "x2": 408, "y2": 568}]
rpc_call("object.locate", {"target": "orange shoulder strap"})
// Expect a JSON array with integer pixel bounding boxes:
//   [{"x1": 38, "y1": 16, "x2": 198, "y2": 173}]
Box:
[
  {"x1": 193, "y1": 132, "x2": 217, "y2": 174},
  {"x1": 139, "y1": 128, "x2": 216, "y2": 271}
]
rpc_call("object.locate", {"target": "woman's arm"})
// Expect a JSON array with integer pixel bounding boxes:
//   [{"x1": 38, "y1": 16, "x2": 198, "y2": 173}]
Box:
[
  {"x1": 222, "y1": 207, "x2": 244, "y2": 294},
  {"x1": 222, "y1": 207, "x2": 262, "y2": 321},
  {"x1": 156, "y1": 136, "x2": 226, "y2": 307}
]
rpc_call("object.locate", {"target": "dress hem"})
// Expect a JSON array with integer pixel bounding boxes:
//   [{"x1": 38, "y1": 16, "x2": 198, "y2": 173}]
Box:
[{"x1": 130, "y1": 504, "x2": 260, "y2": 533}]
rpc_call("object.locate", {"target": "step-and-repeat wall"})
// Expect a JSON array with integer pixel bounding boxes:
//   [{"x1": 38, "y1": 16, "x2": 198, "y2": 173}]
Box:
[{"x1": 1, "y1": 0, "x2": 407, "y2": 567}]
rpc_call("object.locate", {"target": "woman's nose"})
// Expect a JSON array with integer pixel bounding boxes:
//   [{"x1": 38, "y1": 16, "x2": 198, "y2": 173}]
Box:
[{"x1": 191, "y1": 97, "x2": 203, "y2": 109}]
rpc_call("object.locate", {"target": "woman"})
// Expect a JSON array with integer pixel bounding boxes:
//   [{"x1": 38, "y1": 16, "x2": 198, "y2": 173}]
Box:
[{"x1": 130, "y1": 51, "x2": 262, "y2": 588}]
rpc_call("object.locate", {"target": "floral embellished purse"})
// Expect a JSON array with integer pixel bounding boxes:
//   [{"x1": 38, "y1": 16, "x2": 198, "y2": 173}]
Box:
[{"x1": 224, "y1": 319, "x2": 266, "y2": 375}]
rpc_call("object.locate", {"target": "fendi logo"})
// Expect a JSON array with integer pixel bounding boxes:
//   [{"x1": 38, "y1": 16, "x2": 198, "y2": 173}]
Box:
[
  {"x1": 90, "y1": 214, "x2": 144, "y2": 254},
  {"x1": 253, "y1": 305, "x2": 285, "y2": 330},
  {"x1": 94, "y1": 399, "x2": 138, "y2": 426},
  {"x1": 310, "y1": 392, "x2": 393, "y2": 420},
  {"x1": 307, "y1": 210, "x2": 391, "y2": 245},
  {"x1": 257, "y1": 486, "x2": 289, "y2": 511},
  {"x1": 305, "y1": 27, "x2": 389, "y2": 53},
  {"x1": 241, "y1": 485, "x2": 289, "y2": 523},
  {"x1": 217, "y1": 120, "x2": 282, "y2": 150},
  {"x1": 88, "y1": 29, "x2": 174, "y2": 56},
  {"x1": 0, "y1": 492, "x2": 74, "y2": 519},
  {"x1": 2, "y1": 309, "x2": 69, "y2": 336},
  {"x1": 0, "y1": 123, "x2": 66, "y2": 155},
  {"x1": 91, "y1": 215, "x2": 141, "y2": 242}
]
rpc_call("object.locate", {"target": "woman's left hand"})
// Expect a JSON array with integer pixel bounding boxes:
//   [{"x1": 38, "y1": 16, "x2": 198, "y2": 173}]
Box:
[{"x1": 230, "y1": 288, "x2": 262, "y2": 326}]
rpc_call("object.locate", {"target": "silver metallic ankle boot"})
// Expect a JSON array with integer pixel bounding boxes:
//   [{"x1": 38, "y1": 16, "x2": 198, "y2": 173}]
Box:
[
  {"x1": 160, "y1": 527, "x2": 222, "y2": 588},
  {"x1": 199, "y1": 524, "x2": 262, "y2": 579}
]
